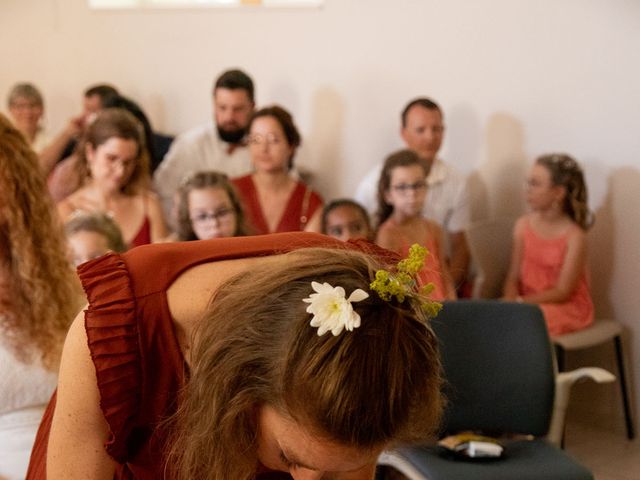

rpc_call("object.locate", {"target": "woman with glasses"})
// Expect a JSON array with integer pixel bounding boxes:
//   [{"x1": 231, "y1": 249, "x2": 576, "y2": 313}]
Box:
[
  {"x1": 375, "y1": 149, "x2": 456, "y2": 300},
  {"x1": 175, "y1": 170, "x2": 250, "y2": 241},
  {"x1": 56, "y1": 108, "x2": 168, "y2": 248},
  {"x1": 232, "y1": 105, "x2": 323, "y2": 234}
]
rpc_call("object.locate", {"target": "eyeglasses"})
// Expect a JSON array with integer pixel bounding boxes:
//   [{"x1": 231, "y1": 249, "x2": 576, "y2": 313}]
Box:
[
  {"x1": 190, "y1": 207, "x2": 235, "y2": 224},
  {"x1": 391, "y1": 181, "x2": 427, "y2": 193},
  {"x1": 9, "y1": 100, "x2": 41, "y2": 110},
  {"x1": 248, "y1": 133, "x2": 284, "y2": 146}
]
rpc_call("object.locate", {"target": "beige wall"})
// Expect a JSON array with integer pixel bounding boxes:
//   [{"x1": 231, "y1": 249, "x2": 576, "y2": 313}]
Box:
[{"x1": 2, "y1": 0, "x2": 640, "y2": 423}]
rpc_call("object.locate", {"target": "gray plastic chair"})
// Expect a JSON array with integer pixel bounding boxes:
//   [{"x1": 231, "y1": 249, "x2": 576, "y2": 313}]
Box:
[
  {"x1": 378, "y1": 300, "x2": 594, "y2": 480},
  {"x1": 553, "y1": 318, "x2": 635, "y2": 439}
]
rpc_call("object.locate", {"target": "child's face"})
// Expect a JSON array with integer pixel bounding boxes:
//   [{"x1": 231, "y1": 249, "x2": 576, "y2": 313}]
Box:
[
  {"x1": 188, "y1": 187, "x2": 238, "y2": 240},
  {"x1": 68, "y1": 230, "x2": 110, "y2": 267},
  {"x1": 385, "y1": 164, "x2": 427, "y2": 218},
  {"x1": 325, "y1": 205, "x2": 371, "y2": 242},
  {"x1": 526, "y1": 163, "x2": 565, "y2": 211}
]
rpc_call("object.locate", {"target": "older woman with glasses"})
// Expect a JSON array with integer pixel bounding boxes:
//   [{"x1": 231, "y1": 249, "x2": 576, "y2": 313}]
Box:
[{"x1": 6, "y1": 83, "x2": 50, "y2": 153}]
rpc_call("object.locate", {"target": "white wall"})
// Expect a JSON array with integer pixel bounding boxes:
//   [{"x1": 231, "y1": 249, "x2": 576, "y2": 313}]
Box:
[{"x1": 2, "y1": 0, "x2": 639, "y2": 425}]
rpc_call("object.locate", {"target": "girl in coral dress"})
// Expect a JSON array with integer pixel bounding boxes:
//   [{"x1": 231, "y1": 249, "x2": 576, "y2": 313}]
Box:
[
  {"x1": 375, "y1": 149, "x2": 456, "y2": 300},
  {"x1": 503, "y1": 153, "x2": 594, "y2": 336}
]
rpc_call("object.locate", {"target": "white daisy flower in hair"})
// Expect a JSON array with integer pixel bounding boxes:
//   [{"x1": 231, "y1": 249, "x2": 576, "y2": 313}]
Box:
[{"x1": 303, "y1": 281, "x2": 369, "y2": 336}]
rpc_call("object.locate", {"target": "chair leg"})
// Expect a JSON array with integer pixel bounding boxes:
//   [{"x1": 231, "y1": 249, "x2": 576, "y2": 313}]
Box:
[
  {"x1": 553, "y1": 344, "x2": 567, "y2": 447},
  {"x1": 555, "y1": 345, "x2": 565, "y2": 372},
  {"x1": 613, "y1": 335, "x2": 636, "y2": 440}
]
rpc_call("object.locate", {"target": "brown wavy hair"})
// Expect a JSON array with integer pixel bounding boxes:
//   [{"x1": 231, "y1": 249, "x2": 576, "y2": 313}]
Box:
[
  {"x1": 76, "y1": 108, "x2": 150, "y2": 195},
  {"x1": 176, "y1": 170, "x2": 250, "y2": 240},
  {"x1": 167, "y1": 247, "x2": 443, "y2": 479},
  {"x1": 0, "y1": 113, "x2": 83, "y2": 369},
  {"x1": 536, "y1": 153, "x2": 594, "y2": 230}
]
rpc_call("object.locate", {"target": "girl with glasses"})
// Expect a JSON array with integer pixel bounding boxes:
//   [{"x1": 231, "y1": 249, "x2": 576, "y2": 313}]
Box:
[
  {"x1": 375, "y1": 149, "x2": 456, "y2": 300},
  {"x1": 176, "y1": 170, "x2": 249, "y2": 241}
]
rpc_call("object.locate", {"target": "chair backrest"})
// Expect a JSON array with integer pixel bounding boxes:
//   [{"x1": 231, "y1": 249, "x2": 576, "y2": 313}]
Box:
[
  {"x1": 466, "y1": 217, "x2": 516, "y2": 298},
  {"x1": 432, "y1": 300, "x2": 555, "y2": 437}
]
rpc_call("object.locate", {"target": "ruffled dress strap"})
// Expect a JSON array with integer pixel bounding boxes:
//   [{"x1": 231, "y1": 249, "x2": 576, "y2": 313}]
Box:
[{"x1": 78, "y1": 253, "x2": 140, "y2": 462}]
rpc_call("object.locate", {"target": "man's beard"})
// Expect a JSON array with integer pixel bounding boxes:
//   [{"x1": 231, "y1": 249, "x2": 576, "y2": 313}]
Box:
[{"x1": 217, "y1": 125, "x2": 247, "y2": 145}]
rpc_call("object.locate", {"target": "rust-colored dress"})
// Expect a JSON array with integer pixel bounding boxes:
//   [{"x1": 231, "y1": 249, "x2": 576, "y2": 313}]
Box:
[
  {"x1": 26, "y1": 232, "x2": 392, "y2": 479},
  {"x1": 232, "y1": 175, "x2": 323, "y2": 234}
]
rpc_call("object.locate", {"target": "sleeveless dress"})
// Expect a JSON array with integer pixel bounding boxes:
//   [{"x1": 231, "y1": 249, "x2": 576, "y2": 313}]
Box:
[
  {"x1": 377, "y1": 219, "x2": 449, "y2": 300},
  {"x1": 518, "y1": 220, "x2": 594, "y2": 336},
  {"x1": 129, "y1": 216, "x2": 151, "y2": 248},
  {"x1": 0, "y1": 344, "x2": 57, "y2": 480},
  {"x1": 27, "y1": 232, "x2": 395, "y2": 479},
  {"x1": 232, "y1": 175, "x2": 323, "y2": 234},
  {"x1": 129, "y1": 194, "x2": 152, "y2": 248}
]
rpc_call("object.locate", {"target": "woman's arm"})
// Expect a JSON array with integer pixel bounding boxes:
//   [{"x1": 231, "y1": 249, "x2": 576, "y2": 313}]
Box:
[
  {"x1": 47, "y1": 310, "x2": 116, "y2": 479},
  {"x1": 521, "y1": 226, "x2": 587, "y2": 304},
  {"x1": 502, "y1": 217, "x2": 526, "y2": 300},
  {"x1": 429, "y1": 221, "x2": 457, "y2": 300},
  {"x1": 38, "y1": 116, "x2": 83, "y2": 175},
  {"x1": 146, "y1": 191, "x2": 170, "y2": 242},
  {"x1": 447, "y1": 230, "x2": 471, "y2": 287},
  {"x1": 303, "y1": 207, "x2": 323, "y2": 233}
]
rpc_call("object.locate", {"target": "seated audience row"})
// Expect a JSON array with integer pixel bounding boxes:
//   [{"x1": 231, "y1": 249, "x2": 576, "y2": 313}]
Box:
[
  {"x1": 5, "y1": 71, "x2": 595, "y2": 337},
  {"x1": 7, "y1": 73, "x2": 468, "y2": 295}
]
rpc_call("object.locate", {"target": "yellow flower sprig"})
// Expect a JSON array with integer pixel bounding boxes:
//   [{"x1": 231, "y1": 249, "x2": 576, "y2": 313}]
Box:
[{"x1": 370, "y1": 244, "x2": 443, "y2": 317}]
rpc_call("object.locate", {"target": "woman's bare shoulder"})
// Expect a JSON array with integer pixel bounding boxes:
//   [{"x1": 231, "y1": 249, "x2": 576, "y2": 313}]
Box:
[{"x1": 167, "y1": 255, "x2": 280, "y2": 332}]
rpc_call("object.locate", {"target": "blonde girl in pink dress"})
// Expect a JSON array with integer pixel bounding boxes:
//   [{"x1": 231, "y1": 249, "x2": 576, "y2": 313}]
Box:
[
  {"x1": 375, "y1": 149, "x2": 456, "y2": 301},
  {"x1": 503, "y1": 153, "x2": 594, "y2": 335}
]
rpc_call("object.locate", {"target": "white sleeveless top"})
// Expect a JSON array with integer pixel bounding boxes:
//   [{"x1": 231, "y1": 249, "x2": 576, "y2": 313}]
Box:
[{"x1": 0, "y1": 342, "x2": 57, "y2": 480}]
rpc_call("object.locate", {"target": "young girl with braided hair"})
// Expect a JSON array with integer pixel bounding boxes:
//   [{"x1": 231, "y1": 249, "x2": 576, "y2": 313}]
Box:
[{"x1": 503, "y1": 153, "x2": 595, "y2": 335}]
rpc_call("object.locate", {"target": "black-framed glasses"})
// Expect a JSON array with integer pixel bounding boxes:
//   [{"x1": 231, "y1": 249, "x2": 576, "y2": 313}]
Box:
[
  {"x1": 391, "y1": 181, "x2": 427, "y2": 194},
  {"x1": 190, "y1": 207, "x2": 235, "y2": 224}
]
